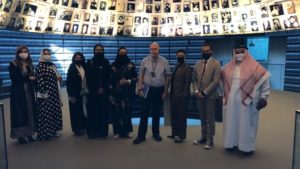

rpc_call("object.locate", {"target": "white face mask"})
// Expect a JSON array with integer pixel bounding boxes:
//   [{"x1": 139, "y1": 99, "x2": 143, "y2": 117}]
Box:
[
  {"x1": 19, "y1": 53, "x2": 28, "y2": 60},
  {"x1": 235, "y1": 53, "x2": 244, "y2": 61},
  {"x1": 42, "y1": 54, "x2": 51, "y2": 61}
]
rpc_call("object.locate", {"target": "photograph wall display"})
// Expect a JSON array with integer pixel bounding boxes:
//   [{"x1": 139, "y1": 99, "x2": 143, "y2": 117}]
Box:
[{"x1": 0, "y1": 0, "x2": 299, "y2": 37}]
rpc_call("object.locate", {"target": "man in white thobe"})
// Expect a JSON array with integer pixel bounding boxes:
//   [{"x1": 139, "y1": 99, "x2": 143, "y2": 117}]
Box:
[{"x1": 221, "y1": 43, "x2": 270, "y2": 156}]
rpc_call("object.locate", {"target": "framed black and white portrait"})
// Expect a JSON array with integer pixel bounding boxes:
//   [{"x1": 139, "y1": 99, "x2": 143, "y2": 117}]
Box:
[
  {"x1": 221, "y1": 0, "x2": 229, "y2": 8},
  {"x1": 192, "y1": 2, "x2": 200, "y2": 12},
  {"x1": 270, "y1": 4, "x2": 284, "y2": 17},
  {"x1": 72, "y1": 23, "x2": 79, "y2": 33},
  {"x1": 118, "y1": 15, "x2": 125, "y2": 25},
  {"x1": 23, "y1": 3, "x2": 37, "y2": 16},
  {"x1": 151, "y1": 27, "x2": 158, "y2": 36},
  {"x1": 81, "y1": 23, "x2": 89, "y2": 34},
  {"x1": 63, "y1": 22, "x2": 71, "y2": 32},
  {"x1": 134, "y1": 16, "x2": 141, "y2": 25},
  {"x1": 146, "y1": 4, "x2": 152, "y2": 13},
  {"x1": 203, "y1": 0, "x2": 210, "y2": 11},
  {"x1": 49, "y1": 7, "x2": 58, "y2": 18},
  {"x1": 99, "y1": 1, "x2": 106, "y2": 10},
  {"x1": 127, "y1": 3, "x2": 135, "y2": 12},
  {"x1": 90, "y1": 0, "x2": 98, "y2": 9},
  {"x1": 211, "y1": 0, "x2": 219, "y2": 9}
]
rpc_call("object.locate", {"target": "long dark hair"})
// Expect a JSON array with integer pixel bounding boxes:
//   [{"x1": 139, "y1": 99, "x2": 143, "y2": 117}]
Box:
[{"x1": 14, "y1": 45, "x2": 33, "y2": 67}]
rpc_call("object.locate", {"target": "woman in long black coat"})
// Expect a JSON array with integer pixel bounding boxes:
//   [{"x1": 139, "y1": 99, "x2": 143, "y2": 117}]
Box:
[
  {"x1": 86, "y1": 44, "x2": 110, "y2": 139},
  {"x1": 110, "y1": 47, "x2": 137, "y2": 138},
  {"x1": 66, "y1": 52, "x2": 87, "y2": 136},
  {"x1": 9, "y1": 45, "x2": 36, "y2": 144}
]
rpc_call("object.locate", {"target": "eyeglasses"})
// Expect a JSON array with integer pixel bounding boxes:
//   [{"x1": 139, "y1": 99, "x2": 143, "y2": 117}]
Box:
[{"x1": 20, "y1": 50, "x2": 28, "y2": 53}]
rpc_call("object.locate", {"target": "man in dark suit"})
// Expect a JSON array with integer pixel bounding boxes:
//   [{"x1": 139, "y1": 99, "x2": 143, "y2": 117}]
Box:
[
  {"x1": 192, "y1": 43, "x2": 221, "y2": 150},
  {"x1": 168, "y1": 49, "x2": 192, "y2": 143}
]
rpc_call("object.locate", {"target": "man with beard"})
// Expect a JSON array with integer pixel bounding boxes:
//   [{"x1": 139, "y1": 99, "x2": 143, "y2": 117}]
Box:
[
  {"x1": 86, "y1": 44, "x2": 110, "y2": 139},
  {"x1": 192, "y1": 43, "x2": 221, "y2": 150},
  {"x1": 110, "y1": 47, "x2": 137, "y2": 139}
]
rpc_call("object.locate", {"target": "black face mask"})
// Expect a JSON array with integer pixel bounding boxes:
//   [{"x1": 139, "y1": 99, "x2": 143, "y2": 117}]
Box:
[
  {"x1": 94, "y1": 52, "x2": 104, "y2": 59},
  {"x1": 202, "y1": 53, "x2": 211, "y2": 60},
  {"x1": 75, "y1": 60, "x2": 84, "y2": 65},
  {"x1": 177, "y1": 57, "x2": 185, "y2": 64}
]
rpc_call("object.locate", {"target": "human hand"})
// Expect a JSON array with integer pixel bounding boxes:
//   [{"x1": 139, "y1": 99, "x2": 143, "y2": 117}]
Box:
[
  {"x1": 195, "y1": 92, "x2": 204, "y2": 98},
  {"x1": 97, "y1": 88, "x2": 105, "y2": 95},
  {"x1": 138, "y1": 90, "x2": 144, "y2": 97},
  {"x1": 29, "y1": 76, "x2": 35, "y2": 80},
  {"x1": 256, "y1": 99, "x2": 267, "y2": 110},
  {"x1": 162, "y1": 92, "x2": 168, "y2": 100},
  {"x1": 69, "y1": 97, "x2": 76, "y2": 104},
  {"x1": 119, "y1": 78, "x2": 128, "y2": 85},
  {"x1": 57, "y1": 76, "x2": 62, "y2": 82}
]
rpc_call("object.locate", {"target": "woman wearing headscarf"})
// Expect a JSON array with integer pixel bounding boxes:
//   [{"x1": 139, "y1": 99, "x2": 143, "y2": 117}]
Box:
[
  {"x1": 110, "y1": 47, "x2": 137, "y2": 138},
  {"x1": 86, "y1": 44, "x2": 110, "y2": 139},
  {"x1": 9, "y1": 45, "x2": 36, "y2": 144},
  {"x1": 66, "y1": 52, "x2": 88, "y2": 136},
  {"x1": 35, "y1": 49, "x2": 63, "y2": 141}
]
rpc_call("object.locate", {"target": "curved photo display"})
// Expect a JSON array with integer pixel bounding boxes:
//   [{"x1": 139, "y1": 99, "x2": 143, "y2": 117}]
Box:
[{"x1": 0, "y1": 0, "x2": 299, "y2": 37}]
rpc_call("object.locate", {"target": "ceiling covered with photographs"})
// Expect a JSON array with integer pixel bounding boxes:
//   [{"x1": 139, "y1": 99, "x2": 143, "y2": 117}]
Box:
[{"x1": 0, "y1": 0, "x2": 300, "y2": 37}]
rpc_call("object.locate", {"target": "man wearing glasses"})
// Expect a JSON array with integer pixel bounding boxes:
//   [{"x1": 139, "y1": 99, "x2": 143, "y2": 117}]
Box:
[{"x1": 133, "y1": 42, "x2": 170, "y2": 144}]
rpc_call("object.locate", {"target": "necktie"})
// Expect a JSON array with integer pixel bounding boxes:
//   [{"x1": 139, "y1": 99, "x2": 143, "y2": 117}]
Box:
[{"x1": 201, "y1": 60, "x2": 207, "y2": 76}]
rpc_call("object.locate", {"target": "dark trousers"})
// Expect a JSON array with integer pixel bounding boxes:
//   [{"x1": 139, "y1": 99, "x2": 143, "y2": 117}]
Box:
[
  {"x1": 196, "y1": 98, "x2": 216, "y2": 139},
  {"x1": 87, "y1": 94, "x2": 109, "y2": 137},
  {"x1": 112, "y1": 98, "x2": 132, "y2": 136},
  {"x1": 137, "y1": 86, "x2": 164, "y2": 139},
  {"x1": 68, "y1": 97, "x2": 87, "y2": 133},
  {"x1": 170, "y1": 97, "x2": 188, "y2": 139}
]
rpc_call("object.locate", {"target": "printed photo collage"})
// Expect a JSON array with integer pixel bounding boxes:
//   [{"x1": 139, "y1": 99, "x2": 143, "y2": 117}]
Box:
[{"x1": 0, "y1": 0, "x2": 299, "y2": 37}]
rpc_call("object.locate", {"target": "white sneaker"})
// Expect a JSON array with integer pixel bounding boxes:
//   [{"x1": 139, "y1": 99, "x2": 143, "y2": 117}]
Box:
[
  {"x1": 113, "y1": 134, "x2": 120, "y2": 139},
  {"x1": 204, "y1": 144, "x2": 213, "y2": 150},
  {"x1": 128, "y1": 133, "x2": 134, "y2": 138},
  {"x1": 203, "y1": 140, "x2": 214, "y2": 150}
]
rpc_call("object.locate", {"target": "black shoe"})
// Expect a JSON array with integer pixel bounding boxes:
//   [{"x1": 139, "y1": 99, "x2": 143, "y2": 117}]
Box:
[
  {"x1": 133, "y1": 137, "x2": 145, "y2": 144},
  {"x1": 225, "y1": 146, "x2": 238, "y2": 152},
  {"x1": 74, "y1": 131, "x2": 85, "y2": 136},
  {"x1": 17, "y1": 137, "x2": 27, "y2": 144},
  {"x1": 153, "y1": 135, "x2": 162, "y2": 142},
  {"x1": 241, "y1": 151, "x2": 254, "y2": 156},
  {"x1": 167, "y1": 135, "x2": 175, "y2": 139},
  {"x1": 88, "y1": 134, "x2": 97, "y2": 139},
  {"x1": 226, "y1": 147, "x2": 235, "y2": 152}
]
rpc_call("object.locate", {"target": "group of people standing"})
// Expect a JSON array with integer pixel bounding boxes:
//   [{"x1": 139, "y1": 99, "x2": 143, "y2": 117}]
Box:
[
  {"x1": 131, "y1": 41, "x2": 270, "y2": 157},
  {"x1": 68, "y1": 44, "x2": 137, "y2": 139},
  {"x1": 9, "y1": 40, "x2": 270, "y2": 157},
  {"x1": 9, "y1": 46, "x2": 63, "y2": 143}
]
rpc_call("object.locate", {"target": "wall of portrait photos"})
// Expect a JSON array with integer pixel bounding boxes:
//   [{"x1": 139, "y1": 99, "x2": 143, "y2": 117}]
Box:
[{"x1": 0, "y1": 0, "x2": 300, "y2": 37}]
